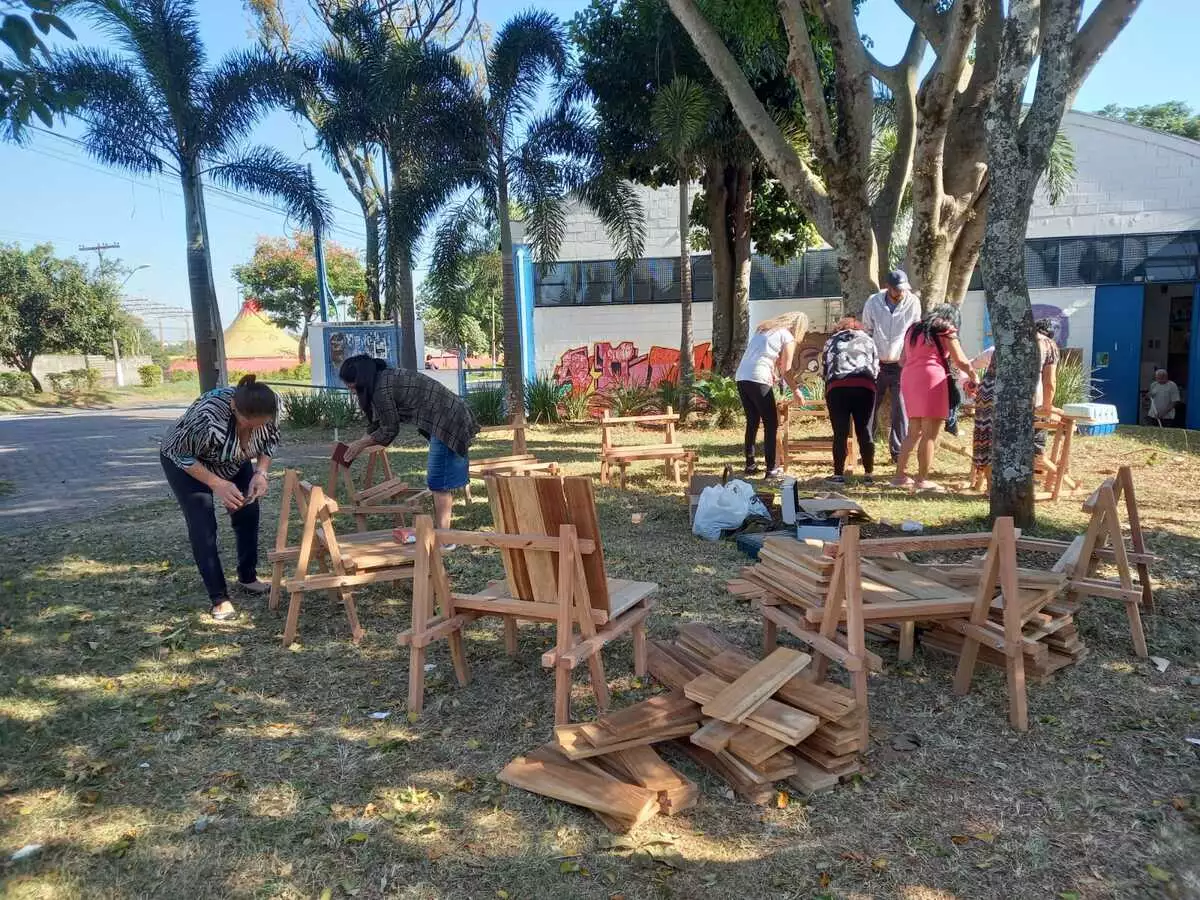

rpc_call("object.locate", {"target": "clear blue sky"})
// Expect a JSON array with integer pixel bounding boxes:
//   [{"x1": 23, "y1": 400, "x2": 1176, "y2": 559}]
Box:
[{"x1": 0, "y1": 0, "x2": 1194, "y2": 340}]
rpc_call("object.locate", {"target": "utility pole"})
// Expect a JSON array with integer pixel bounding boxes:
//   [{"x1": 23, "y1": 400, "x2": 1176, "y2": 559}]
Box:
[{"x1": 79, "y1": 242, "x2": 122, "y2": 384}]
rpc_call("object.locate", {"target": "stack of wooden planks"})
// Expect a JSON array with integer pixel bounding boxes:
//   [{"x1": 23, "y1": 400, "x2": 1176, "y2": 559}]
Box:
[
  {"x1": 498, "y1": 691, "x2": 702, "y2": 832},
  {"x1": 728, "y1": 535, "x2": 835, "y2": 608},
  {"x1": 649, "y1": 624, "x2": 864, "y2": 801}
]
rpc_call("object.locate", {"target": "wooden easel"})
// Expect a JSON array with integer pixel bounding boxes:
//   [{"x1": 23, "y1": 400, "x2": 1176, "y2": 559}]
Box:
[
  {"x1": 757, "y1": 525, "x2": 876, "y2": 747},
  {"x1": 327, "y1": 445, "x2": 430, "y2": 532},
  {"x1": 268, "y1": 470, "x2": 416, "y2": 646},
  {"x1": 971, "y1": 411, "x2": 1078, "y2": 501},
  {"x1": 466, "y1": 414, "x2": 560, "y2": 502},
  {"x1": 1016, "y1": 466, "x2": 1157, "y2": 658},
  {"x1": 399, "y1": 476, "x2": 656, "y2": 723},
  {"x1": 776, "y1": 400, "x2": 857, "y2": 473}
]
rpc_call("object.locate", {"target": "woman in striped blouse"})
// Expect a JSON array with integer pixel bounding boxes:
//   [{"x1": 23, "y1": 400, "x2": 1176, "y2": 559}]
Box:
[{"x1": 160, "y1": 375, "x2": 280, "y2": 620}]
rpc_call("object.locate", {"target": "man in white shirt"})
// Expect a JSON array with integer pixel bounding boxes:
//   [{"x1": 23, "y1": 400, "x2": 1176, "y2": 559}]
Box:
[
  {"x1": 861, "y1": 270, "x2": 921, "y2": 462},
  {"x1": 1145, "y1": 368, "x2": 1182, "y2": 425}
]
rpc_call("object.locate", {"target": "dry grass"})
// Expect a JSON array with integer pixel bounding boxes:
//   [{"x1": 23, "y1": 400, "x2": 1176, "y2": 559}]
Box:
[{"x1": 1, "y1": 419, "x2": 1198, "y2": 899}]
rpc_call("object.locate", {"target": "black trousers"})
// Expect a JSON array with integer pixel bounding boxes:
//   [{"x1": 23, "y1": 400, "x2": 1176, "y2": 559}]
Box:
[
  {"x1": 737, "y1": 380, "x2": 778, "y2": 470},
  {"x1": 827, "y1": 386, "x2": 876, "y2": 476},
  {"x1": 161, "y1": 455, "x2": 260, "y2": 603}
]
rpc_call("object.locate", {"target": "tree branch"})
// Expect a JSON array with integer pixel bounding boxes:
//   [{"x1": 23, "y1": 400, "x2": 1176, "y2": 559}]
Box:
[
  {"x1": 1068, "y1": 0, "x2": 1142, "y2": 100},
  {"x1": 777, "y1": 0, "x2": 836, "y2": 161},
  {"x1": 664, "y1": 0, "x2": 833, "y2": 236},
  {"x1": 892, "y1": 0, "x2": 950, "y2": 53},
  {"x1": 918, "y1": 0, "x2": 983, "y2": 127},
  {"x1": 1022, "y1": 0, "x2": 1084, "y2": 176}
]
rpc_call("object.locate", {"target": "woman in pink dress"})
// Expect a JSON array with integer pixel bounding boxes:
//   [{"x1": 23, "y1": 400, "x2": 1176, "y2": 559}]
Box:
[{"x1": 893, "y1": 305, "x2": 977, "y2": 491}]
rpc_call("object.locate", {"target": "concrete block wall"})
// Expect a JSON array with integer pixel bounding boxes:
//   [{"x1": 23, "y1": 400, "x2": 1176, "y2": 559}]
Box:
[{"x1": 557, "y1": 184, "x2": 699, "y2": 262}]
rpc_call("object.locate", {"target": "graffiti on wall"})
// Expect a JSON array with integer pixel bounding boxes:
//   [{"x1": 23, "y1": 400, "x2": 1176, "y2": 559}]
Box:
[
  {"x1": 554, "y1": 341, "x2": 713, "y2": 393},
  {"x1": 983, "y1": 303, "x2": 1072, "y2": 348}
]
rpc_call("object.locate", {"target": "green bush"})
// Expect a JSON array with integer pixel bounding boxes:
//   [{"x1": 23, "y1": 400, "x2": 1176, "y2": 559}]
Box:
[
  {"x1": 466, "y1": 387, "x2": 507, "y2": 426},
  {"x1": 81, "y1": 367, "x2": 101, "y2": 390},
  {"x1": 525, "y1": 372, "x2": 564, "y2": 424},
  {"x1": 0, "y1": 372, "x2": 34, "y2": 396},
  {"x1": 165, "y1": 368, "x2": 197, "y2": 384},
  {"x1": 656, "y1": 379, "x2": 690, "y2": 415},
  {"x1": 561, "y1": 388, "x2": 592, "y2": 421},
  {"x1": 1054, "y1": 355, "x2": 1096, "y2": 408},
  {"x1": 280, "y1": 390, "x2": 362, "y2": 428},
  {"x1": 600, "y1": 380, "x2": 656, "y2": 418},
  {"x1": 696, "y1": 374, "x2": 742, "y2": 428},
  {"x1": 321, "y1": 391, "x2": 360, "y2": 428},
  {"x1": 137, "y1": 364, "x2": 163, "y2": 387}
]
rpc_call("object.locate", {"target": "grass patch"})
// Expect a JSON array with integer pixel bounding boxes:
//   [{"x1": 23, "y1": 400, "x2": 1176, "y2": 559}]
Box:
[{"x1": 0, "y1": 420, "x2": 1197, "y2": 897}]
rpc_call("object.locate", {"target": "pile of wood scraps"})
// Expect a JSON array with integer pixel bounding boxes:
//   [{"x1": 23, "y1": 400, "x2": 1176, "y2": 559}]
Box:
[{"x1": 499, "y1": 691, "x2": 701, "y2": 832}]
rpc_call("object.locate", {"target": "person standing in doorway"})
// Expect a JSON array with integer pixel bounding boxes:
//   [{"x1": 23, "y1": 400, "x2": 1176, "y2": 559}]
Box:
[
  {"x1": 1145, "y1": 368, "x2": 1182, "y2": 426},
  {"x1": 862, "y1": 270, "x2": 921, "y2": 464},
  {"x1": 339, "y1": 356, "x2": 479, "y2": 530},
  {"x1": 734, "y1": 312, "x2": 808, "y2": 478}
]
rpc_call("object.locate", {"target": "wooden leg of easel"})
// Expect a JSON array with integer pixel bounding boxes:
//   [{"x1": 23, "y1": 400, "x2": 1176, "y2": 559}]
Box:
[
  {"x1": 282, "y1": 592, "x2": 303, "y2": 647},
  {"x1": 339, "y1": 588, "x2": 365, "y2": 644},
  {"x1": 619, "y1": 464, "x2": 628, "y2": 490},
  {"x1": 587, "y1": 652, "x2": 611, "y2": 714},
  {"x1": 763, "y1": 616, "x2": 778, "y2": 655},
  {"x1": 408, "y1": 516, "x2": 435, "y2": 717},
  {"x1": 953, "y1": 531, "x2": 1002, "y2": 697},
  {"x1": 599, "y1": 459, "x2": 610, "y2": 484},
  {"x1": 993, "y1": 518, "x2": 1027, "y2": 731},
  {"x1": 269, "y1": 560, "x2": 285, "y2": 611},
  {"x1": 898, "y1": 621, "x2": 915, "y2": 662},
  {"x1": 632, "y1": 620, "x2": 647, "y2": 676},
  {"x1": 503, "y1": 618, "x2": 519, "y2": 656},
  {"x1": 1125, "y1": 599, "x2": 1148, "y2": 658},
  {"x1": 1005, "y1": 651, "x2": 1028, "y2": 732},
  {"x1": 554, "y1": 666, "x2": 571, "y2": 725}
]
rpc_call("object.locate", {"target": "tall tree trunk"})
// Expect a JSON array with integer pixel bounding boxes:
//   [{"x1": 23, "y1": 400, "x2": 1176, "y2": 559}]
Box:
[
  {"x1": 20, "y1": 357, "x2": 42, "y2": 394},
  {"x1": 946, "y1": 193, "x2": 988, "y2": 305},
  {"x1": 364, "y1": 205, "x2": 382, "y2": 321},
  {"x1": 730, "y1": 164, "x2": 752, "y2": 359},
  {"x1": 298, "y1": 322, "x2": 308, "y2": 364},
  {"x1": 830, "y1": 188, "x2": 879, "y2": 317},
  {"x1": 180, "y1": 162, "x2": 227, "y2": 392},
  {"x1": 677, "y1": 174, "x2": 694, "y2": 417},
  {"x1": 497, "y1": 166, "x2": 523, "y2": 417},
  {"x1": 396, "y1": 253, "x2": 418, "y2": 371},
  {"x1": 705, "y1": 162, "x2": 734, "y2": 376}
]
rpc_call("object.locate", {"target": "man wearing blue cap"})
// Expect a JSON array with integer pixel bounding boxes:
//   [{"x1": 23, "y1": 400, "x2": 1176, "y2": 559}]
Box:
[{"x1": 861, "y1": 270, "x2": 920, "y2": 463}]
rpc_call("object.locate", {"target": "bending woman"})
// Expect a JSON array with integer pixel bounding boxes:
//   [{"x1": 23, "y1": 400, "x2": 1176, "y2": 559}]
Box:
[
  {"x1": 821, "y1": 316, "x2": 879, "y2": 483},
  {"x1": 734, "y1": 312, "x2": 808, "y2": 477},
  {"x1": 339, "y1": 356, "x2": 479, "y2": 529},
  {"x1": 160, "y1": 375, "x2": 279, "y2": 620},
  {"x1": 894, "y1": 305, "x2": 977, "y2": 491}
]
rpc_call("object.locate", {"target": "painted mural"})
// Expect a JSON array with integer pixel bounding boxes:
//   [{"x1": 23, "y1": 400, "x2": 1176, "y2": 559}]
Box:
[{"x1": 554, "y1": 341, "x2": 713, "y2": 393}]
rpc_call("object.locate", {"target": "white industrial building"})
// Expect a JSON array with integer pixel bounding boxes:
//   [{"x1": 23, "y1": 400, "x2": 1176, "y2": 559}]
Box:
[{"x1": 515, "y1": 111, "x2": 1200, "y2": 427}]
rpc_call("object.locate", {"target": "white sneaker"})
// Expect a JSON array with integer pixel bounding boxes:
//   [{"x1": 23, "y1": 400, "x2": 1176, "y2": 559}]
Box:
[{"x1": 237, "y1": 579, "x2": 270, "y2": 595}]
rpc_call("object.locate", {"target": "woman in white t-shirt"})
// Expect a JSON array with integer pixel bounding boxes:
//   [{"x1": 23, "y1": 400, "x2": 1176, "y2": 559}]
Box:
[{"x1": 734, "y1": 312, "x2": 809, "y2": 476}]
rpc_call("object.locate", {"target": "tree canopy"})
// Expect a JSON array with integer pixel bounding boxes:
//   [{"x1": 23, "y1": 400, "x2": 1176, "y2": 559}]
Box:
[
  {"x1": 1097, "y1": 101, "x2": 1200, "y2": 141},
  {"x1": 231, "y1": 231, "x2": 366, "y2": 361},
  {"x1": 1, "y1": 0, "x2": 76, "y2": 141},
  {"x1": 0, "y1": 243, "x2": 119, "y2": 391}
]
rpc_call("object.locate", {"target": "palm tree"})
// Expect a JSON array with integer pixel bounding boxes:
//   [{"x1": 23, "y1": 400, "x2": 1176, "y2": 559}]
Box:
[
  {"x1": 652, "y1": 76, "x2": 709, "y2": 417},
  {"x1": 317, "y1": 6, "x2": 483, "y2": 370},
  {"x1": 421, "y1": 216, "x2": 500, "y2": 363},
  {"x1": 51, "y1": 0, "x2": 327, "y2": 391},
  {"x1": 430, "y1": 10, "x2": 645, "y2": 414}
]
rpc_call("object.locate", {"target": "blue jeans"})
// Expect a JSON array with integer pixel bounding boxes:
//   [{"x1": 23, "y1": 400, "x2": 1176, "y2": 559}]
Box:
[{"x1": 427, "y1": 436, "x2": 469, "y2": 492}]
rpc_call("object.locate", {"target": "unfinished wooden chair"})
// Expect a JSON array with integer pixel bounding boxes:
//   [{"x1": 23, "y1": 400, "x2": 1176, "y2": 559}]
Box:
[
  {"x1": 327, "y1": 444, "x2": 430, "y2": 532},
  {"x1": 599, "y1": 407, "x2": 697, "y2": 489},
  {"x1": 776, "y1": 400, "x2": 856, "y2": 473},
  {"x1": 268, "y1": 469, "x2": 416, "y2": 646},
  {"x1": 399, "y1": 475, "x2": 656, "y2": 724},
  {"x1": 466, "y1": 414, "x2": 559, "y2": 502},
  {"x1": 1016, "y1": 465, "x2": 1158, "y2": 657}
]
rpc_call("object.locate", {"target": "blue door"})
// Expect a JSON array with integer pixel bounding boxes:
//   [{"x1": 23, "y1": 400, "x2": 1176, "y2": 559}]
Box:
[
  {"x1": 1188, "y1": 284, "x2": 1200, "y2": 429},
  {"x1": 1091, "y1": 284, "x2": 1145, "y2": 425}
]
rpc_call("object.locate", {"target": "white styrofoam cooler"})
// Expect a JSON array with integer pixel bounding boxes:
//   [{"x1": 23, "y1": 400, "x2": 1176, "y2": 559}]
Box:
[{"x1": 1063, "y1": 402, "x2": 1119, "y2": 435}]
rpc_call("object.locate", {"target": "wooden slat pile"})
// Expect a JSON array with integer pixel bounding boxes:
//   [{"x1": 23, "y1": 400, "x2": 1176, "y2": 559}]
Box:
[
  {"x1": 649, "y1": 624, "x2": 864, "y2": 802},
  {"x1": 498, "y1": 691, "x2": 702, "y2": 832}
]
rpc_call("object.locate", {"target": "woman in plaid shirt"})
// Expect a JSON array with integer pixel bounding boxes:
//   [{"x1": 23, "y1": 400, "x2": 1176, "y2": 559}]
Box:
[{"x1": 339, "y1": 356, "x2": 479, "y2": 529}]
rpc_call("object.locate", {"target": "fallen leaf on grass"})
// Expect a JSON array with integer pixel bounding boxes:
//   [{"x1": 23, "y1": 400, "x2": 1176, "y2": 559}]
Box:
[
  {"x1": 1146, "y1": 864, "x2": 1172, "y2": 883},
  {"x1": 345, "y1": 832, "x2": 369, "y2": 844},
  {"x1": 559, "y1": 860, "x2": 582, "y2": 874},
  {"x1": 1149, "y1": 656, "x2": 1170, "y2": 673},
  {"x1": 973, "y1": 832, "x2": 996, "y2": 844},
  {"x1": 871, "y1": 857, "x2": 889, "y2": 871},
  {"x1": 1171, "y1": 796, "x2": 1191, "y2": 811},
  {"x1": 319, "y1": 890, "x2": 332, "y2": 900}
]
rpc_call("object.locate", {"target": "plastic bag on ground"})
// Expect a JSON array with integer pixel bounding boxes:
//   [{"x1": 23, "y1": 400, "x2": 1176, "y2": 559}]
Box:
[{"x1": 692, "y1": 479, "x2": 757, "y2": 541}]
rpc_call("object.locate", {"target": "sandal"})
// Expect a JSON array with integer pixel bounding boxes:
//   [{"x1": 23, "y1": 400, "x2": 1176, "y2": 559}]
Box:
[
  {"x1": 890, "y1": 475, "x2": 914, "y2": 488},
  {"x1": 210, "y1": 600, "x2": 237, "y2": 621},
  {"x1": 915, "y1": 480, "x2": 947, "y2": 493}
]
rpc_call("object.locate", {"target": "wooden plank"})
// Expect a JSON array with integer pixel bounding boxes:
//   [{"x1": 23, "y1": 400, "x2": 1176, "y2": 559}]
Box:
[
  {"x1": 599, "y1": 413, "x2": 679, "y2": 425},
  {"x1": 553, "y1": 722, "x2": 698, "y2": 759},
  {"x1": 561, "y1": 477, "x2": 611, "y2": 612},
  {"x1": 595, "y1": 691, "x2": 700, "y2": 740},
  {"x1": 700, "y1": 650, "x2": 857, "y2": 723},
  {"x1": 690, "y1": 719, "x2": 742, "y2": 753},
  {"x1": 701, "y1": 647, "x2": 812, "y2": 724},
  {"x1": 751, "y1": 750, "x2": 800, "y2": 781},
  {"x1": 786, "y1": 758, "x2": 841, "y2": 795},
  {"x1": 684, "y1": 673, "x2": 820, "y2": 744},
  {"x1": 498, "y1": 756, "x2": 658, "y2": 830},
  {"x1": 670, "y1": 741, "x2": 777, "y2": 805},
  {"x1": 601, "y1": 746, "x2": 684, "y2": 792},
  {"x1": 804, "y1": 596, "x2": 976, "y2": 623},
  {"x1": 858, "y1": 561, "x2": 966, "y2": 601},
  {"x1": 486, "y1": 476, "x2": 532, "y2": 601},
  {"x1": 451, "y1": 593, "x2": 607, "y2": 624},
  {"x1": 854, "y1": 532, "x2": 1004, "y2": 554},
  {"x1": 792, "y1": 743, "x2": 862, "y2": 776},
  {"x1": 499, "y1": 477, "x2": 559, "y2": 604},
  {"x1": 646, "y1": 642, "x2": 706, "y2": 692},
  {"x1": 728, "y1": 727, "x2": 788, "y2": 766}
]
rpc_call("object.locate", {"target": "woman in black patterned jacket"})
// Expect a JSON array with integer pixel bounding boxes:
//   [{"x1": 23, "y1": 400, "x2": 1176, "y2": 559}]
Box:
[{"x1": 159, "y1": 375, "x2": 279, "y2": 620}]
